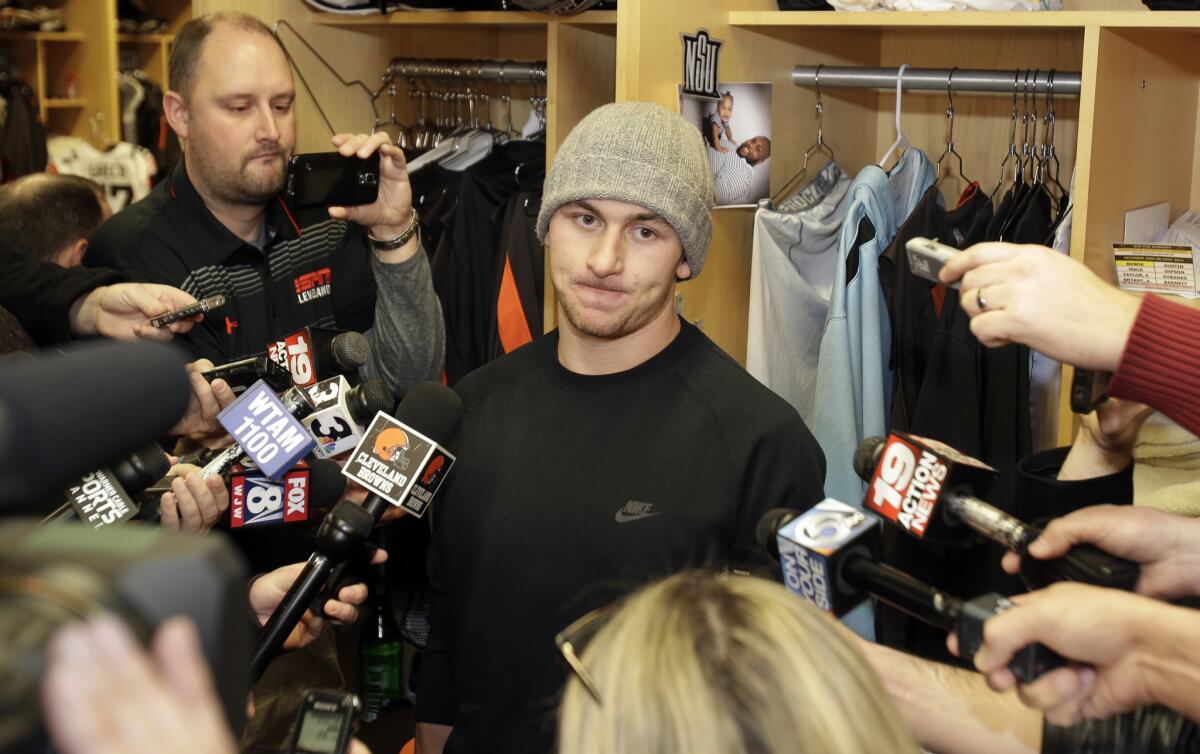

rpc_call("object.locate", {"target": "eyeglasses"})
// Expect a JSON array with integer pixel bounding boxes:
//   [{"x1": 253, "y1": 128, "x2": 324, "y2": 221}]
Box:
[{"x1": 554, "y1": 604, "x2": 614, "y2": 705}]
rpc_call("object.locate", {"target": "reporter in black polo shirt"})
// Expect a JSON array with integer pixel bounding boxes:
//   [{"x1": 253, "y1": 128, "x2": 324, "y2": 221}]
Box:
[{"x1": 84, "y1": 11, "x2": 444, "y2": 398}]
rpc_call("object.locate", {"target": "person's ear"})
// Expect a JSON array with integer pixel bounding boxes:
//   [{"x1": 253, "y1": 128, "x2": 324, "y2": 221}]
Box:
[
  {"x1": 59, "y1": 238, "x2": 88, "y2": 268},
  {"x1": 675, "y1": 255, "x2": 692, "y2": 281},
  {"x1": 163, "y1": 90, "x2": 190, "y2": 141}
]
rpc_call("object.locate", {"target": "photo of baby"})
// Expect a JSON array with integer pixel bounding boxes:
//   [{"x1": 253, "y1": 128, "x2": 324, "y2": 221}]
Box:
[{"x1": 681, "y1": 82, "x2": 772, "y2": 207}]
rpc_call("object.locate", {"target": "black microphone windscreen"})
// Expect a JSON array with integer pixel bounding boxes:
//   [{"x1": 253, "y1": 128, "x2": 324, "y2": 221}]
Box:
[
  {"x1": 349, "y1": 379, "x2": 395, "y2": 424},
  {"x1": 394, "y1": 381, "x2": 463, "y2": 445},
  {"x1": 853, "y1": 436, "x2": 888, "y2": 484},
  {"x1": 111, "y1": 443, "x2": 173, "y2": 494},
  {"x1": 0, "y1": 341, "x2": 190, "y2": 510},
  {"x1": 308, "y1": 457, "x2": 348, "y2": 508},
  {"x1": 756, "y1": 508, "x2": 800, "y2": 559},
  {"x1": 330, "y1": 332, "x2": 369, "y2": 371}
]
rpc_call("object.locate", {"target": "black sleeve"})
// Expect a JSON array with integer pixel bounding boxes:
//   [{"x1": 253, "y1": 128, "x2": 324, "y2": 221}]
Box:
[
  {"x1": 733, "y1": 412, "x2": 827, "y2": 566},
  {"x1": 87, "y1": 221, "x2": 224, "y2": 363},
  {"x1": 330, "y1": 224, "x2": 377, "y2": 335},
  {"x1": 0, "y1": 256, "x2": 124, "y2": 345},
  {"x1": 1015, "y1": 447, "x2": 1134, "y2": 522},
  {"x1": 413, "y1": 510, "x2": 457, "y2": 726},
  {"x1": 1042, "y1": 706, "x2": 1200, "y2": 754}
]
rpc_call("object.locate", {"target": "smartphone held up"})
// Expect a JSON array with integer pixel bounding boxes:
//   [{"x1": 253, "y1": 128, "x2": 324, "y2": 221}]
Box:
[{"x1": 286, "y1": 152, "x2": 381, "y2": 210}]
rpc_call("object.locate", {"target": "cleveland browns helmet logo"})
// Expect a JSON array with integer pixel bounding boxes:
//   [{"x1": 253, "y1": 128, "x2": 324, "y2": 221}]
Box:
[{"x1": 373, "y1": 428, "x2": 410, "y2": 462}]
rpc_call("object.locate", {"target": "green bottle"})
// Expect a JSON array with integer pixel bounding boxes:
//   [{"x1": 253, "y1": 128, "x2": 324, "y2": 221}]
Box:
[{"x1": 360, "y1": 561, "x2": 404, "y2": 723}]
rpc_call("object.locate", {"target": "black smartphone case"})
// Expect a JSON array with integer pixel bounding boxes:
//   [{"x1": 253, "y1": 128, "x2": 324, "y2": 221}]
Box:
[{"x1": 285, "y1": 152, "x2": 380, "y2": 209}]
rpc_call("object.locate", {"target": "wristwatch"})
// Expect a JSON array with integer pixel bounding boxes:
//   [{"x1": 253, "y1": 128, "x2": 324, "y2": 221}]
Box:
[{"x1": 368, "y1": 209, "x2": 420, "y2": 251}]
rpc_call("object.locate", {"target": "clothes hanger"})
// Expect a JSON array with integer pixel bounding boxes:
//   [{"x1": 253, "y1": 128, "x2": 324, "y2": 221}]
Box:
[
  {"x1": 1040, "y1": 70, "x2": 1068, "y2": 202},
  {"x1": 1019, "y1": 68, "x2": 1041, "y2": 184},
  {"x1": 991, "y1": 70, "x2": 1021, "y2": 201},
  {"x1": 1011, "y1": 68, "x2": 1036, "y2": 190},
  {"x1": 441, "y1": 91, "x2": 500, "y2": 171},
  {"x1": 272, "y1": 19, "x2": 389, "y2": 139},
  {"x1": 934, "y1": 67, "x2": 972, "y2": 188},
  {"x1": 770, "y1": 63, "x2": 837, "y2": 207},
  {"x1": 878, "y1": 63, "x2": 910, "y2": 169}
]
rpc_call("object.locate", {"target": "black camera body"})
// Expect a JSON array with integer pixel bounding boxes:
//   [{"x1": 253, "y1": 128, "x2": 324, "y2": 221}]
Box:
[{"x1": 0, "y1": 521, "x2": 251, "y2": 752}]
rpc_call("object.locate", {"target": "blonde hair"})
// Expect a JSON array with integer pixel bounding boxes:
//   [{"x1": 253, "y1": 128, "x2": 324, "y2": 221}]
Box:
[{"x1": 558, "y1": 571, "x2": 919, "y2": 754}]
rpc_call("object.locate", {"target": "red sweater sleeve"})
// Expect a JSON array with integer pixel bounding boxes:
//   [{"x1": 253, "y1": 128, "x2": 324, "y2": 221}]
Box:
[{"x1": 1108, "y1": 293, "x2": 1200, "y2": 436}]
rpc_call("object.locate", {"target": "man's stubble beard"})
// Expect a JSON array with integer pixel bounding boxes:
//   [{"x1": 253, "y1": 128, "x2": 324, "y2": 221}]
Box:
[
  {"x1": 190, "y1": 137, "x2": 289, "y2": 206},
  {"x1": 557, "y1": 286, "x2": 672, "y2": 341}
]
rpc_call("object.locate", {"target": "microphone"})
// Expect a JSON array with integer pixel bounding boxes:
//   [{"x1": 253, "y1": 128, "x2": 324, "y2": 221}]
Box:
[
  {"x1": 227, "y1": 457, "x2": 347, "y2": 529},
  {"x1": 302, "y1": 377, "x2": 395, "y2": 459},
  {"x1": 199, "y1": 353, "x2": 293, "y2": 392},
  {"x1": 201, "y1": 384, "x2": 317, "y2": 480},
  {"x1": 249, "y1": 382, "x2": 463, "y2": 681},
  {"x1": 759, "y1": 501, "x2": 1065, "y2": 683},
  {"x1": 137, "y1": 456, "x2": 347, "y2": 527},
  {"x1": 854, "y1": 435, "x2": 1140, "y2": 591},
  {"x1": 266, "y1": 327, "x2": 371, "y2": 388},
  {"x1": 0, "y1": 341, "x2": 189, "y2": 511},
  {"x1": 304, "y1": 328, "x2": 370, "y2": 385},
  {"x1": 199, "y1": 330, "x2": 368, "y2": 391},
  {"x1": 44, "y1": 444, "x2": 173, "y2": 527}
]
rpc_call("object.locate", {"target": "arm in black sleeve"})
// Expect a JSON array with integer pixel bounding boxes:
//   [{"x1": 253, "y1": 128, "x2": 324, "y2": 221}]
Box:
[
  {"x1": 0, "y1": 256, "x2": 124, "y2": 345},
  {"x1": 413, "y1": 512, "x2": 457, "y2": 726},
  {"x1": 1042, "y1": 706, "x2": 1200, "y2": 754},
  {"x1": 1015, "y1": 447, "x2": 1134, "y2": 522},
  {"x1": 733, "y1": 412, "x2": 827, "y2": 566}
]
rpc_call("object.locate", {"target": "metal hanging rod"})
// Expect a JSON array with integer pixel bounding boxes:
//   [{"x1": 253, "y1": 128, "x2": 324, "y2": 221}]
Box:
[
  {"x1": 387, "y1": 58, "x2": 547, "y2": 83},
  {"x1": 793, "y1": 66, "x2": 1081, "y2": 96}
]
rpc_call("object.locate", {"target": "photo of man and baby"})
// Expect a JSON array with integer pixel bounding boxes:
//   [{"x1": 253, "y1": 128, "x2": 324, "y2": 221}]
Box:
[{"x1": 681, "y1": 82, "x2": 772, "y2": 206}]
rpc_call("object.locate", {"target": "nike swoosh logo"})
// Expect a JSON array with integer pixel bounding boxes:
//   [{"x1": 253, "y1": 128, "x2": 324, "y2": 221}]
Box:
[{"x1": 615, "y1": 511, "x2": 662, "y2": 524}]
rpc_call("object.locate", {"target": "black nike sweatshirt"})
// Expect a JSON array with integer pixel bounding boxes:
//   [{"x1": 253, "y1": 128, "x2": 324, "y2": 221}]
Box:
[{"x1": 414, "y1": 320, "x2": 826, "y2": 754}]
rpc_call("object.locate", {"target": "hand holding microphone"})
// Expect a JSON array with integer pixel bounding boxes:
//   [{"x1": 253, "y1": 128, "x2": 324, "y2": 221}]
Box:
[
  {"x1": 249, "y1": 550, "x2": 385, "y2": 651},
  {"x1": 854, "y1": 435, "x2": 1140, "y2": 592},
  {"x1": 249, "y1": 381, "x2": 462, "y2": 681},
  {"x1": 158, "y1": 461, "x2": 229, "y2": 533},
  {"x1": 959, "y1": 581, "x2": 1200, "y2": 727},
  {"x1": 759, "y1": 502, "x2": 1066, "y2": 684},
  {"x1": 1001, "y1": 505, "x2": 1200, "y2": 600}
]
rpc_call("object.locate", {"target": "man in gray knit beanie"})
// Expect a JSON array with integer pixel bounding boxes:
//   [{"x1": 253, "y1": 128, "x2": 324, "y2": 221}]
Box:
[
  {"x1": 537, "y1": 101, "x2": 715, "y2": 280},
  {"x1": 414, "y1": 101, "x2": 825, "y2": 754}
]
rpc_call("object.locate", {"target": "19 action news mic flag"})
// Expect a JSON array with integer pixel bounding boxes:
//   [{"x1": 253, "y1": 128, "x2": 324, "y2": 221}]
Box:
[
  {"x1": 854, "y1": 434, "x2": 1140, "y2": 591},
  {"x1": 760, "y1": 501, "x2": 1066, "y2": 683},
  {"x1": 0, "y1": 341, "x2": 190, "y2": 511},
  {"x1": 249, "y1": 382, "x2": 463, "y2": 682},
  {"x1": 201, "y1": 328, "x2": 369, "y2": 391}
]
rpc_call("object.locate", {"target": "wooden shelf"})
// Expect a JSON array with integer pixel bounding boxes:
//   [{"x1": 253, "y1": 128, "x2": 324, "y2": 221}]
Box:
[
  {"x1": 311, "y1": 9, "x2": 617, "y2": 27},
  {"x1": 116, "y1": 33, "x2": 175, "y2": 44},
  {"x1": 0, "y1": 30, "x2": 85, "y2": 42},
  {"x1": 729, "y1": 9, "x2": 1200, "y2": 28},
  {"x1": 44, "y1": 97, "x2": 88, "y2": 108}
]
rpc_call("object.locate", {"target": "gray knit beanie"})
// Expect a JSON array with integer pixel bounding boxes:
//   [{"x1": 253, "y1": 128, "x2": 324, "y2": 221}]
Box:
[{"x1": 536, "y1": 101, "x2": 715, "y2": 278}]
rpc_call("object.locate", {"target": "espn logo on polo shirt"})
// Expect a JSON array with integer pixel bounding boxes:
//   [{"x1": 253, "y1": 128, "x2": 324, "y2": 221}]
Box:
[
  {"x1": 295, "y1": 267, "x2": 331, "y2": 304},
  {"x1": 230, "y1": 464, "x2": 311, "y2": 528}
]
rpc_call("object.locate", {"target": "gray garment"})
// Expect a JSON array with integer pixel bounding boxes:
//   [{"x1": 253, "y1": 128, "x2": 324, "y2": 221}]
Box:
[
  {"x1": 747, "y1": 161, "x2": 851, "y2": 427},
  {"x1": 360, "y1": 243, "x2": 446, "y2": 394}
]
